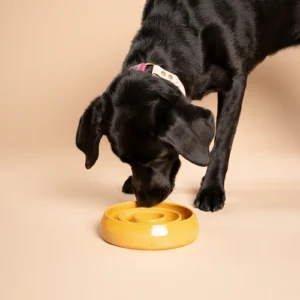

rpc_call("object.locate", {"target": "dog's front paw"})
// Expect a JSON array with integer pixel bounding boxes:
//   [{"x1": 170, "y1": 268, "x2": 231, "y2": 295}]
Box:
[
  {"x1": 194, "y1": 186, "x2": 226, "y2": 212},
  {"x1": 122, "y1": 176, "x2": 134, "y2": 194}
]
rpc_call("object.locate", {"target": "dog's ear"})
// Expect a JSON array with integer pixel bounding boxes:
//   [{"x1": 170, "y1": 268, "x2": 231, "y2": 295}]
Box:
[
  {"x1": 160, "y1": 102, "x2": 215, "y2": 166},
  {"x1": 76, "y1": 97, "x2": 104, "y2": 169}
]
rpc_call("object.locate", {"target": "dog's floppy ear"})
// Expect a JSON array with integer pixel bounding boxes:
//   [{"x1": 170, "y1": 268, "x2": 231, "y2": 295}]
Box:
[
  {"x1": 160, "y1": 102, "x2": 215, "y2": 166},
  {"x1": 76, "y1": 97, "x2": 104, "y2": 169}
]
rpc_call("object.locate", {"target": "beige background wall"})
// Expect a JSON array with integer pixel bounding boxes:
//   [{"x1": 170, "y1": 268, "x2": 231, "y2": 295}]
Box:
[
  {"x1": 1, "y1": 1, "x2": 300, "y2": 300},
  {"x1": 1, "y1": 0, "x2": 300, "y2": 180}
]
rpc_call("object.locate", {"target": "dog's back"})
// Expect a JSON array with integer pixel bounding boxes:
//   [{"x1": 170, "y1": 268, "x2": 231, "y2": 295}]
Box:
[{"x1": 130, "y1": 0, "x2": 300, "y2": 73}]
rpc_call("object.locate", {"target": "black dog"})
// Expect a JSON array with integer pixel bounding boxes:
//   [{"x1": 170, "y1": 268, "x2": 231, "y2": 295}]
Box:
[{"x1": 76, "y1": 0, "x2": 300, "y2": 212}]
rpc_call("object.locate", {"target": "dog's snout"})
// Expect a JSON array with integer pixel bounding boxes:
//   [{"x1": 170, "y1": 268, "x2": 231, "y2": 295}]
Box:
[{"x1": 134, "y1": 186, "x2": 171, "y2": 207}]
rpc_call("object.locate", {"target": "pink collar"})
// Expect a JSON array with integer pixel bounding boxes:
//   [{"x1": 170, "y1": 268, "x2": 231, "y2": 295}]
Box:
[
  {"x1": 129, "y1": 63, "x2": 186, "y2": 96},
  {"x1": 129, "y1": 63, "x2": 150, "y2": 72}
]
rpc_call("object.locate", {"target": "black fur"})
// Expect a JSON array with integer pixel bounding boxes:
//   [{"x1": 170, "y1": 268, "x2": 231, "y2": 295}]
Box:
[{"x1": 76, "y1": 0, "x2": 300, "y2": 212}]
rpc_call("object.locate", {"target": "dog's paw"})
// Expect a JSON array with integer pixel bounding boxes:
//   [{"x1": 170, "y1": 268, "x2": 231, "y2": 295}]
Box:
[
  {"x1": 122, "y1": 176, "x2": 134, "y2": 194},
  {"x1": 194, "y1": 186, "x2": 226, "y2": 212}
]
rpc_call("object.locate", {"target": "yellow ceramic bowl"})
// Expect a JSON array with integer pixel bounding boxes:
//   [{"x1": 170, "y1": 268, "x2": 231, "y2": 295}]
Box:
[{"x1": 99, "y1": 201, "x2": 199, "y2": 250}]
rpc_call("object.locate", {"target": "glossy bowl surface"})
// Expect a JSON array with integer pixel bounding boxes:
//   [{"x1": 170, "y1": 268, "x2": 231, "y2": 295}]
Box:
[{"x1": 100, "y1": 201, "x2": 199, "y2": 250}]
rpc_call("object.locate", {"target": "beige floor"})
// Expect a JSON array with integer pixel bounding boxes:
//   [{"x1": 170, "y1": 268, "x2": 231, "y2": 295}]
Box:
[
  {"x1": 1, "y1": 1, "x2": 300, "y2": 299},
  {"x1": 1, "y1": 144, "x2": 300, "y2": 300}
]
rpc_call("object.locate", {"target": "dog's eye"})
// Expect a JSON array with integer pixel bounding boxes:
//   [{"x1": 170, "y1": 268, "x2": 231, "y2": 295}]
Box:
[
  {"x1": 141, "y1": 160, "x2": 154, "y2": 167},
  {"x1": 156, "y1": 152, "x2": 171, "y2": 161},
  {"x1": 144, "y1": 155, "x2": 168, "y2": 167},
  {"x1": 138, "y1": 158, "x2": 153, "y2": 166}
]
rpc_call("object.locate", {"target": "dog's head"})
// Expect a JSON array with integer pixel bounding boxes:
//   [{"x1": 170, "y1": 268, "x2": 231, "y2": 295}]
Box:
[{"x1": 76, "y1": 71, "x2": 215, "y2": 207}]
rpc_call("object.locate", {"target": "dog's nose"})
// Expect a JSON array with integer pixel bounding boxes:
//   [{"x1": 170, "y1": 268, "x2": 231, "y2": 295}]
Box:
[
  {"x1": 136, "y1": 190, "x2": 157, "y2": 207},
  {"x1": 135, "y1": 187, "x2": 171, "y2": 207}
]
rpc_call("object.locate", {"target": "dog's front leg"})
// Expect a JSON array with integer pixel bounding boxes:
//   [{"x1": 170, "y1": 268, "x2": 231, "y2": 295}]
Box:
[
  {"x1": 194, "y1": 75, "x2": 247, "y2": 212},
  {"x1": 122, "y1": 176, "x2": 134, "y2": 194}
]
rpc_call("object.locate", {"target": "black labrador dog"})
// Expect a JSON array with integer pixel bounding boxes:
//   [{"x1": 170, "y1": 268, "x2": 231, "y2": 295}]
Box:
[{"x1": 76, "y1": 0, "x2": 300, "y2": 212}]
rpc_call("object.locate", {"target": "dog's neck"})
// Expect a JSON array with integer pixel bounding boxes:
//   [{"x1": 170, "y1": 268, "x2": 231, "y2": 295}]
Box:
[
  {"x1": 122, "y1": 46, "x2": 199, "y2": 95},
  {"x1": 128, "y1": 63, "x2": 187, "y2": 96}
]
